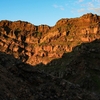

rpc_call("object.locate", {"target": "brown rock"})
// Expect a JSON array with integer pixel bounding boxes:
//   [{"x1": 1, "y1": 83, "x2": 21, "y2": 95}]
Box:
[{"x1": 0, "y1": 13, "x2": 100, "y2": 65}]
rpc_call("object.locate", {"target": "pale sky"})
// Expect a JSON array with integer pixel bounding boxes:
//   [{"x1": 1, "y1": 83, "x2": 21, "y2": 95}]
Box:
[{"x1": 0, "y1": 0, "x2": 100, "y2": 26}]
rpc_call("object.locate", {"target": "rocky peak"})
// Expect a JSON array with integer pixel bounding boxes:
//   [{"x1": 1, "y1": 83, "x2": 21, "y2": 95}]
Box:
[
  {"x1": 55, "y1": 18, "x2": 69, "y2": 26},
  {"x1": 81, "y1": 13, "x2": 99, "y2": 19}
]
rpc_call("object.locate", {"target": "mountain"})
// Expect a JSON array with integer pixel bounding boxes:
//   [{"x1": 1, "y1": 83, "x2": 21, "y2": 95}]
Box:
[
  {"x1": 0, "y1": 13, "x2": 100, "y2": 99},
  {"x1": 0, "y1": 13, "x2": 100, "y2": 65}
]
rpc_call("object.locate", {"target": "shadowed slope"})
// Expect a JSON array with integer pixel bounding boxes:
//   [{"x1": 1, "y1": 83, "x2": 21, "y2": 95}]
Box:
[
  {"x1": 0, "y1": 51, "x2": 99, "y2": 100},
  {"x1": 37, "y1": 39, "x2": 100, "y2": 94}
]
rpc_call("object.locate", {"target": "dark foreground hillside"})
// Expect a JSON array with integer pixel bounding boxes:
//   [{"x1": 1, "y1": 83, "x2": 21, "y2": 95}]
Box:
[
  {"x1": 38, "y1": 39, "x2": 100, "y2": 94},
  {"x1": 0, "y1": 40, "x2": 100, "y2": 100}
]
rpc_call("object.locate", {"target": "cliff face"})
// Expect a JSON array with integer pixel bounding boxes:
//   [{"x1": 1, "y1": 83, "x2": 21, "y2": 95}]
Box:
[
  {"x1": 0, "y1": 13, "x2": 100, "y2": 99},
  {"x1": 0, "y1": 13, "x2": 100, "y2": 65}
]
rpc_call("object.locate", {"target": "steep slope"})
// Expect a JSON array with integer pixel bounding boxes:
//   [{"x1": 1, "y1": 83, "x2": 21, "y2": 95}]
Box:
[
  {"x1": 0, "y1": 13, "x2": 100, "y2": 65},
  {"x1": 0, "y1": 13, "x2": 100, "y2": 99},
  {"x1": 37, "y1": 39, "x2": 100, "y2": 94},
  {"x1": 0, "y1": 52, "x2": 99, "y2": 100}
]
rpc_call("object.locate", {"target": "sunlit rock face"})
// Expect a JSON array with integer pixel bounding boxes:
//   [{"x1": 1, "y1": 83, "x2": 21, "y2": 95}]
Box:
[{"x1": 0, "y1": 13, "x2": 100, "y2": 65}]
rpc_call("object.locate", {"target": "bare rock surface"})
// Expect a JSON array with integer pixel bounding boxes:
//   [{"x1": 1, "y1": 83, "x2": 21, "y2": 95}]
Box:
[{"x1": 0, "y1": 13, "x2": 100, "y2": 65}]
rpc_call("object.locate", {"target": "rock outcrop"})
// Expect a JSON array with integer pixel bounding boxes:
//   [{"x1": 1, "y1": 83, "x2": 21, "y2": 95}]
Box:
[{"x1": 0, "y1": 13, "x2": 100, "y2": 65}]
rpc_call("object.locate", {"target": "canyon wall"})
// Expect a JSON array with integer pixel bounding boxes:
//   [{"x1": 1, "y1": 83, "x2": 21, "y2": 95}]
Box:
[{"x1": 0, "y1": 13, "x2": 100, "y2": 65}]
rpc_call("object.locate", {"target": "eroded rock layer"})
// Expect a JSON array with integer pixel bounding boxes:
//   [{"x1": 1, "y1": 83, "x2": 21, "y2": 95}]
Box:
[{"x1": 0, "y1": 13, "x2": 100, "y2": 65}]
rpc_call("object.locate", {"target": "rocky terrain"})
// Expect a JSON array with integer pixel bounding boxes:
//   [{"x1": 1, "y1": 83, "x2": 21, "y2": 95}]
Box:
[
  {"x1": 0, "y1": 51, "x2": 99, "y2": 100},
  {"x1": 0, "y1": 13, "x2": 100, "y2": 65},
  {"x1": 38, "y1": 39, "x2": 100, "y2": 94},
  {"x1": 0, "y1": 13, "x2": 100, "y2": 99}
]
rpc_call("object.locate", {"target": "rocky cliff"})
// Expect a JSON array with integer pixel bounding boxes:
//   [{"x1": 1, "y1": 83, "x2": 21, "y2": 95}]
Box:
[
  {"x1": 0, "y1": 13, "x2": 100, "y2": 99},
  {"x1": 37, "y1": 39, "x2": 100, "y2": 94},
  {"x1": 0, "y1": 13, "x2": 100, "y2": 65}
]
